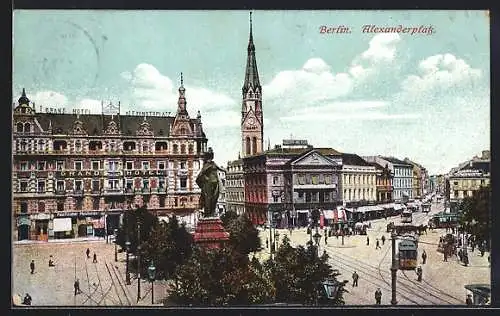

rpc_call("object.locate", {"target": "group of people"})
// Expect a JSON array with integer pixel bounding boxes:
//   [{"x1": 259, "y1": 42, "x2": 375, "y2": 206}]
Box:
[{"x1": 86, "y1": 248, "x2": 98, "y2": 263}]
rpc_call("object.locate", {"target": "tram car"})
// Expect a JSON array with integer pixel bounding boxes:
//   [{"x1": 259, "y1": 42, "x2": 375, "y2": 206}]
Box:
[
  {"x1": 398, "y1": 235, "x2": 418, "y2": 270},
  {"x1": 401, "y1": 210, "x2": 413, "y2": 223}
]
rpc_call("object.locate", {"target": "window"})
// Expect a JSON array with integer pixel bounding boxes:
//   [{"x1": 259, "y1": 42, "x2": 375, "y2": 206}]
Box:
[
  {"x1": 75, "y1": 141, "x2": 82, "y2": 152},
  {"x1": 108, "y1": 179, "x2": 119, "y2": 189},
  {"x1": 273, "y1": 176, "x2": 278, "y2": 185},
  {"x1": 20, "y1": 202, "x2": 28, "y2": 213},
  {"x1": 37, "y1": 161, "x2": 46, "y2": 170},
  {"x1": 74, "y1": 161, "x2": 83, "y2": 170},
  {"x1": 325, "y1": 192, "x2": 330, "y2": 201},
  {"x1": 159, "y1": 177, "x2": 165, "y2": 188},
  {"x1": 325, "y1": 175, "x2": 331, "y2": 185},
  {"x1": 92, "y1": 161, "x2": 100, "y2": 170},
  {"x1": 38, "y1": 202, "x2": 45, "y2": 213},
  {"x1": 180, "y1": 177, "x2": 187, "y2": 189},
  {"x1": 75, "y1": 180, "x2": 83, "y2": 191},
  {"x1": 159, "y1": 196, "x2": 166, "y2": 207},
  {"x1": 75, "y1": 198, "x2": 83, "y2": 210},
  {"x1": 38, "y1": 140, "x2": 45, "y2": 151},
  {"x1": 56, "y1": 161, "x2": 64, "y2": 170},
  {"x1": 57, "y1": 201, "x2": 64, "y2": 212},
  {"x1": 312, "y1": 175, "x2": 318, "y2": 185},
  {"x1": 143, "y1": 179, "x2": 149, "y2": 189},
  {"x1": 108, "y1": 161, "x2": 118, "y2": 171},
  {"x1": 20, "y1": 162, "x2": 28, "y2": 171},
  {"x1": 20, "y1": 140, "x2": 27, "y2": 151},
  {"x1": 298, "y1": 191, "x2": 304, "y2": 199},
  {"x1": 16, "y1": 122, "x2": 23, "y2": 133},
  {"x1": 252, "y1": 137, "x2": 257, "y2": 155},
  {"x1": 92, "y1": 180, "x2": 100, "y2": 192},
  {"x1": 181, "y1": 144, "x2": 186, "y2": 154},
  {"x1": 173, "y1": 144, "x2": 179, "y2": 154},
  {"x1": 142, "y1": 161, "x2": 150, "y2": 170},
  {"x1": 57, "y1": 180, "x2": 65, "y2": 192},
  {"x1": 37, "y1": 180, "x2": 46, "y2": 193},
  {"x1": 245, "y1": 137, "x2": 251, "y2": 155},
  {"x1": 306, "y1": 175, "x2": 311, "y2": 184},
  {"x1": 126, "y1": 179, "x2": 133, "y2": 190},
  {"x1": 126, "y1": 161, "x2": 133, "y2": 170},
  {"x1": 273, "y1": 196, "x2": 279, "y2": 203},
  {"x1": 180, "y1": 161, "x2": 186, "y2": 169},
  {"x1": 142, "y1": 144, "x2": 148, "y2": 152},
  {"x1": 93, "y1": 198, "x2": 100, "y2": 210},
  {"x1": 158, "y1": 161, "x2": 166, "y2": 170},
  {"x1": 20, "y1": 181, "x2": 28, "y2": 192},
  {"x1": 188, "y1": 144, "x2": 194, "y2": 154}
]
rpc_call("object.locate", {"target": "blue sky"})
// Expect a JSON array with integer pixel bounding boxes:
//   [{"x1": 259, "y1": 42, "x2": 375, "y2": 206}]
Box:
[{"x1": 12, "y1": 10, "x2": 490, "y2": 174}]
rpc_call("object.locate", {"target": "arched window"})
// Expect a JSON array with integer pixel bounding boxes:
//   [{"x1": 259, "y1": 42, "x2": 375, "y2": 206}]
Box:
[
  {"x1": 75, "y1": 140, "x2": 82, "y2": 152},
  {"x1": 252, "y1": 137, "x2": 257, "y2": 155},
  {"x1": 16, "y1": 123, "x2": 23, "y2": 133},
  {"x1": 180, "y1": 144, "x2": 186, "y2": 154},
  {"x1": 38, "y1": 140, "x2": 44, "y2": 152},
  {"x1": 24, "y1": 123, "x2": 31, "y2": 133},
  {"x1": 173, "y1": 144, "x2": 179, "y2": 154},
  {"x1": 245, "y1": 137, "x2": 251, "y2": 155},
  {"x1": 188, "y1": 144, "x2": 194, "y2": 154}
]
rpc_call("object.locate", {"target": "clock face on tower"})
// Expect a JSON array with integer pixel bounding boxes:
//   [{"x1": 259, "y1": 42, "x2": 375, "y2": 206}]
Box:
[{"x1": 248, "y1": 117, "x2": 255, "y2": 126}]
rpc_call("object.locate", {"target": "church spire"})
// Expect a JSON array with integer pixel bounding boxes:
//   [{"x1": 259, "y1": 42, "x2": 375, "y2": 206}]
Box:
[{"x1": 242, "y1": 12, "x2": 261, "y2": 94}]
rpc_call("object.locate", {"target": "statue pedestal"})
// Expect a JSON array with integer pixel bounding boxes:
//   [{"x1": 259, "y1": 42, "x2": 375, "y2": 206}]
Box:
[{"x1": 193, "y1": 217, "x2": 229, "y2": 249}]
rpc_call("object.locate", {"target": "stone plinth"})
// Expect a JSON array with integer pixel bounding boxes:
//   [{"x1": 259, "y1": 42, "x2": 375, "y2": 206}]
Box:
[{"x1": 193, "y1": 217, "x2": 229, "y2": 249}]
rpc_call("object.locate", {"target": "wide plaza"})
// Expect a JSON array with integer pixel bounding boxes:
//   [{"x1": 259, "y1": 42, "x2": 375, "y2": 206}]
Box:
[{"x1": 13, "y1": 201, "x2": 489, "y2": 306}]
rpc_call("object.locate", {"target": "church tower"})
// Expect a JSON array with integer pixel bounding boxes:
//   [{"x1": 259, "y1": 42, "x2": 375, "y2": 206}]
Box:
[{"x1": 241, "y1": 12, "x2": 263, "y2": 158}]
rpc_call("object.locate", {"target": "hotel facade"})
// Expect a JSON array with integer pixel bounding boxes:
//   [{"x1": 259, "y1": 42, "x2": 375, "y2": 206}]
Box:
[{"x1": 12, "y1": 80, "x2": 208, "y2": 241}]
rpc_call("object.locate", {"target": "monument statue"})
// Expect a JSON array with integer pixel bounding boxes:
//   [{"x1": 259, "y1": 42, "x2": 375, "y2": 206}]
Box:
[{"x1": 196, "y1": 147, "x2": 224, "y2": 218}]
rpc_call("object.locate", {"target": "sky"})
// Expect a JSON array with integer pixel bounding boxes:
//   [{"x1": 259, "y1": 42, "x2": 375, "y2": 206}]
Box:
[{"x1": 12, "y1": 10, "x2": 490, "y2": 175}]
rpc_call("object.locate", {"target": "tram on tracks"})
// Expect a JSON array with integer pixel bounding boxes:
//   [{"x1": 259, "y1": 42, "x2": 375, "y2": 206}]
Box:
[
  {"x1": 401, "y1": 210, "x2": 413, "y2": 223},
  {"x1": 398, "y1": 234, "x2": 418, "y2": 270}
]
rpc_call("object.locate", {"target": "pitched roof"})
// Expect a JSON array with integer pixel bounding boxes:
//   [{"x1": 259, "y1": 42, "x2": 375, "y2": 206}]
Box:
[
  {"x1": 380, "y1": 156, "x2": 412, "y2": 166},
  {"x1": 34, "y1": 113, "x2": 202, "y2": 137},
  {"x1": 342, "y1": 153, "x2": 372, "y2": 166}
]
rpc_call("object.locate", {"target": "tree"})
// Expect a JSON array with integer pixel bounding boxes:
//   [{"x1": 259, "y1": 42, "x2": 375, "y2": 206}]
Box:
[
  {"x1": 220, "y1": 210, "x2": 238, "y2": 228},
  {"x1": 225, "y1": 213, "x2": 261, "y2": 257},
  {"x1": 168, "y1": 246, "x2": 274, "y2": 306},
  {"x1": 115, "y1": 206, "x2": 158, "y2": 253},
  {"x1": 264, "y1": 235, "x2": 347, "y2": 305},
  {"x1": 459, "y1": 185, "x2": 491, "y2": 243},
  {"x1": 140, "y1": 215, "x2": 193, "y2": 280}
]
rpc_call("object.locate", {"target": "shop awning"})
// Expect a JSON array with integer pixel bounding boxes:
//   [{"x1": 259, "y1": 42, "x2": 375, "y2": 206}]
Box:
[
  {"x1": 91, "y1": 217, "x2": 105, "y2": 229},
  {"x1": 370, "y1": 205, "x2": 384, "y2": 212},
  {"x1": 53, "y1": 218, "x2": 72, "y2": 232},
  {"x1": 381, "y1": 203, "x2": 394, "y2": 209},
  {"x1": 296, "y1": 210, "x2": 310, "y2": 214}
]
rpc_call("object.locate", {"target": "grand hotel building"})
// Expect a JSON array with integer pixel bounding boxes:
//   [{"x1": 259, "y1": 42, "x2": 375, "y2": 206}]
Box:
[{"x1": 12, "y1": 78, "x2": 208, "y2": 241}]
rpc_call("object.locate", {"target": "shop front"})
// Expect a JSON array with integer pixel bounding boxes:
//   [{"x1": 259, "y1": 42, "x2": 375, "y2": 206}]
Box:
[
  {"x1": 17, "y1": 216, "x2": 31, "y2": 240},
  {"x1": 31, "y1": 213, "x2": 51, "y2": 241},
  {"x1": 53, "y1": 217, "x2": 74, "y2": 239}
]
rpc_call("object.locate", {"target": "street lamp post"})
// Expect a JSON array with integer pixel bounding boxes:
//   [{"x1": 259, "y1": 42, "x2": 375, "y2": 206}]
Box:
[
  {"x1": 125, "y1": 240, "x2": 131, "y2": 285},
  {"x1": 114, "y1": 229, "x2": 118, "y2": 262},
  {"x1": 313, "y1": 228, "x2": 322, "y2": 257},
  {"x1": 390, "y1": 231, "x2": 398, "y2": 305},
  {"x1": 148, "y1": 261, "x2": 156, "y2": 305},
  {"x1": 137, "y1": 221, "x2": 142, "y2": 302}
]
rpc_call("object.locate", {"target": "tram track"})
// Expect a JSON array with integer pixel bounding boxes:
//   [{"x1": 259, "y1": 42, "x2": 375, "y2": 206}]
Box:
[
  {"x1": 108, "y1": 260, "x2": 133, "y2": 306},
  {"x1": 104, "y1": 261, "x2": 126, "y2": 306},
  {"x1": 401, "y1": 270, "x2": 463, "y2": 304},
  {"x1": 326, "y1": 243, "x2": 461, "y2": 305}
]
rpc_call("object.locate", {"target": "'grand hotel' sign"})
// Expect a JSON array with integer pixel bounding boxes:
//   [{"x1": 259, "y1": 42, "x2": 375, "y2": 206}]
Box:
[{"x1": 57, "y1": 170, "x2": 167, "y2": 177}]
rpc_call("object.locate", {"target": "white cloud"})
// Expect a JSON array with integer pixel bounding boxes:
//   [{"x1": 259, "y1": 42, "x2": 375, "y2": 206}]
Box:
[
  {"x1": 121, "y1": 63, "x2": 236, "y2": 116},
  {"x1": 263, "y1": 33, "x2": 402, "y2": 114},
  {"x1": 30, "y1": 91, "x2": 68, "y2": 107},
  {"x1": 401, "y1": 53, "x2": 482, "y2": 94}
]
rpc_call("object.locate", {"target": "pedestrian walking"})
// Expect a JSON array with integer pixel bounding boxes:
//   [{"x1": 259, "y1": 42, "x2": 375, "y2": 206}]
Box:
[
  {"x1": 352, "y1": 271, "x2": 359, "y2": 287},
  {"x1": 266, "y1": 238, "x2": 269, "y2": 249},
  {"x1": 93, "y1": 253, "x2": 97, "y2": 263},
  {"x1": 366, "y1": 236, "x2": 370, "y2": 246},
  {"x1": 416, "y1": 266, "x2": 423, "y2": 282},
  {"x1": 466, "y1": 294, "x2": 473, "y2": 306},
  {"x1": 23, "y1": 293, "x2": 32, "y2": 305},
  {"x1": 74, "y1": 279, "x2": 81, "y2": 295},
  {"x1": 30, "y1": 260, "x2": 35, "y2": 274},
  {"x1": 422, "y1": 250, "x2": 427, "y2": 264},
  {"x1": 376, "y1": 239, "x2": 381, "y2": 250},
  {"x1": 324, "y1": 234, "x2": 328, "y2": 245},
  {"x1": 381, "y1": 235, "x2": 386, "y2": 246},
  {"x1": 86, "y1": 248, "x2": 90, "y2": 258},
  {"x1": 480, "y1": 246, "x2": 485, "y2": 257},
  {"x1": 375, "y1": 288, "x2": 382, "y2": 305},
  {"x1": 48, "y1": 255, "x2": 55, "y2": 267},
  {"x1": 444, "y1": 251, "x2": 448, "y2": 262}
]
